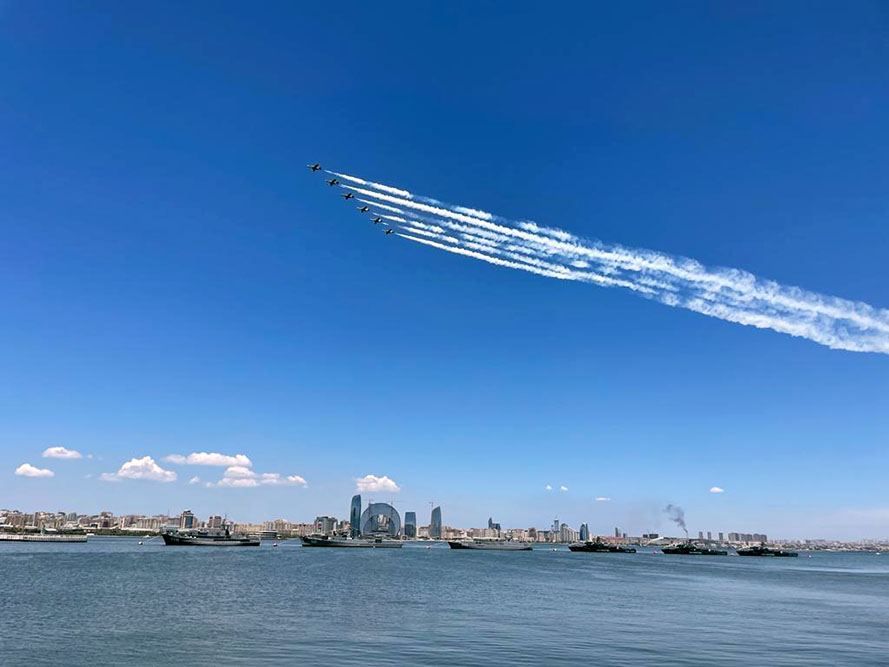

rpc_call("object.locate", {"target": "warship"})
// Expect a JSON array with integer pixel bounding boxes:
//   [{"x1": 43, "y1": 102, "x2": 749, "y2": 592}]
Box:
[
  {"x1": 447, "y1": 539, "x2": 532, "y2": 551},
  {"x1": 299, "y1": 535, "x2": 403, "y2": 548},
  {"x1": 568, "y1": 539, "x2": 636, "y2": 553},
  {"x1": 662, "y1": 542, "x2": 728, "y2": 556},
  {"x1": 161, "y1": 526, "x2": 259, "y2": 547},
  {"x1": 736, "y1": 544, "x2": 798, "y2": 557},
  {"x1": 0, "y1": 532, "x2": 88, "y2": 543}
]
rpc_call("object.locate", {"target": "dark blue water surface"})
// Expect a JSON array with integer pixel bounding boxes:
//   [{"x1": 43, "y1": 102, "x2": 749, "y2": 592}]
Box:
[{"x1": 1, "y1": 539, "x2": 887, "y2": 665}]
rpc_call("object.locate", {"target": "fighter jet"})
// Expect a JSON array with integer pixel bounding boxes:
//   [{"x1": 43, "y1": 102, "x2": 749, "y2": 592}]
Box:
[
  {"x1": 357, "y1": 206, "x2": 370, "y2": 213},
  {"x1": 371, "y1": 217, "x2": 383, "y2": 224},
  {"x1": 385, "y1": 229, "x2": 394, "y2": 235},
  {"x1": 341, "y1": 192, "x2": 354, "y2": 200},
  {"x1": 326, "y1": 178, "x2": 339, "y2": 186},
  {"x1": 307, "y1": 163, "x2": 322, "y2": 172}
]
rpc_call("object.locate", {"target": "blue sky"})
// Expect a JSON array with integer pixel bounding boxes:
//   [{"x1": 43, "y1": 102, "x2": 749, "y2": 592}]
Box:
[{"x1": 2, "y1": 2, "x2": 888, "y2": 539}]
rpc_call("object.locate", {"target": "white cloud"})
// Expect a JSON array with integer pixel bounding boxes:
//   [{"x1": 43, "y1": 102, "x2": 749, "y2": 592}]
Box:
[
  {"x1": 15, "y1": 463, "x2": 54, "y2": 478},
  {"x1": 100, "y1": 456, "x2": 177, "y2": 483},
  {"x1": 164, "y1": 452, "x2": 252, "y2": 467},
  {"x1": 208, "y1": 466, "x2": 307, "y2": 489},
  {"x1": 188, "y1": 476, "x2": 201, "y2": 485},
  {"x1": 216, "y1": 477, "x2": 259, "y2": 488},
  {"x1": 559, "y1": 485, "x2": 568, "y2": 492},
  {"x1": 545, "y1": 484, "x2": 553, "y2": 491},
  {"x1": 710, "y1": 486, "x2": 725, "y2": 494},
  {"x1": 223, "y1": 465, "x2": 256, "y2": 479},
  {"x1": 42, "y1": 446, "x2": 82, "y2": 460},
  {"x1": 356, "y1": 474, "x2": 400, "y2": 493},
  {"x1": 595, "y1": 496, "x2": 612, "y2": 502}
]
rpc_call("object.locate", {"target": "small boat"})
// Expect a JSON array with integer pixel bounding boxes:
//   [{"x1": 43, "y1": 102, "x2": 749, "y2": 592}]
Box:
[
  {"x1": 161, "y1": 527, "x2": 259, "y2": 547},
  {"x1": 569, "y1": 539, "x2": 636, "y2": 553},
  {"x1": 736, "y1": 544, "x2": 798, "y2": 557},
  {"x1": 447, "y1": 540, "x2": 532, "y2": 551},
  {"x1": 662, "y1": 542, "x2": 727, "y2": 556},
  {"x1": 299, "y1": 535, "x2": 403, "y2": 548}
]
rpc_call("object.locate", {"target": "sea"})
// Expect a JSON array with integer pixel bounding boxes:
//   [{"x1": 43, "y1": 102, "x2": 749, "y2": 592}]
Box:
[{"x1": 1, "y1": 539, "x2": 888, "y2": 666}]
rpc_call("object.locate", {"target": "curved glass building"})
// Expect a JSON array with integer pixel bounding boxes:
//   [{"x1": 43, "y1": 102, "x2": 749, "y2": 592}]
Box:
[{"x1": 359, "y1": 502, "x2": 402, "y2": 537}]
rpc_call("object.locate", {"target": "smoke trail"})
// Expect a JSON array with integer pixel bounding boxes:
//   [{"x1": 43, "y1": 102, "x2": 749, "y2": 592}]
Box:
[
  {"x1": 664, "y1": 504, "x2": 688, "y2": 537},
  {"x1": 324, "y1": 171, "x2": 889, "y2": 354}
]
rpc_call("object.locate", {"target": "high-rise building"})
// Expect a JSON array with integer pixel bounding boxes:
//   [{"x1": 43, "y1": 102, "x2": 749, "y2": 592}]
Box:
[
  {"x1": 553, "y1": 518, "x2": 560, "y2": 534},
  {"x1": 179, "y1": 510, "x2": 195, "y2": 530},
  {"x1": 404, "y1": 511, "x2": 417, "y2": 539},
  {"x1": 207, "y1": 515, "x2": 223, "y2": 529},
  {"x1": 614, "y1": 526, "x2": 620, "y2": 538},
  {"x1": 707, "y1": 531, "x2": 712, "y2": 541},
  {"x1": 430, "y1": 506, "x2": 442, "y2": 539},
  {"x1": 314, "y1": 516, "x2": 337, "y2": 535},
  {"x1": 718, "y1": 532, "x2": 724, "y2": 542},
  {"x1": 698, "y1": 531, "x2": 704, "y2": 541},
  {"x1": 579, "y1": 523, "x2": 590, "y2": 541},
  {"x1": 350, "y1": 495, "x2": 362, "y2": 539},
  {"x1": 487, "y1": 517, "x2": 501, "y2": 532}
]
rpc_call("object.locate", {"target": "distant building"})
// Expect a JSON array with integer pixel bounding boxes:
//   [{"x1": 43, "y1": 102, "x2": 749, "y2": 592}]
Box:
[
  {"x1": 179, "y1": 510, "x2": 196, "y2": 530},
  {"x1": 314, "y1": 516, "x2": 337, "y2": 535},
  {"x1": 707, "y1": 531, "x2": 712, "y2": 541},
  {"x1": 698, "y1": 531, "x2": 704, "y2": 541},
  {"x1": 579, "y1": 523, "x2": 590, "y2": 541},
  {"x1": 430, "y1": 506, "x2": 442, "y2": 539},
  {"x1": 350, "y1": 495, "x2": 362, "y2": 539},
  {"x1": 207, "y1": 515, "x2": 223, "y2": 529},
  {"x1": 718, "y1": 532, "x2": 724, "y2": 542},
  {"x1": 559, "y1": 523, "x2": 578, "y2": 543},
  {"x1": 404, "y1": 511, "x2": 417, "y2": 539},
  {"x1": 614, "y1": 527, "x2": 620, "y2": 538},
  {"x1": 487, "y1": 517, "x2": 501, "y2": 532}
]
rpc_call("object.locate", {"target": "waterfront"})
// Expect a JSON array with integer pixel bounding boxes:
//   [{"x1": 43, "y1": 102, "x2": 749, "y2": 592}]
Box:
[{"x1": 2, "y1": 539, "x2": 888, "y2": 665}]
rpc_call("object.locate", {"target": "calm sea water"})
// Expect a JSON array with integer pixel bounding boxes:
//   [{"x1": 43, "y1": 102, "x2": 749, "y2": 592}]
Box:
[{"x1": 1, "y1": 538, "x2": 888, "y2": 666}]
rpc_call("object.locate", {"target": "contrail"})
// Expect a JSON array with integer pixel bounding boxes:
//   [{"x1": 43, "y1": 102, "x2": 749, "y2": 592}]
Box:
[{"x1": 322, "y1": 171, "x2": 889, "y2": 354}]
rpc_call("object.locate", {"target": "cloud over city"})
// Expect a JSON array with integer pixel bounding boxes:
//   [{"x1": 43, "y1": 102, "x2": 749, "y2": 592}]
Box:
[
  {"x1": 15, "y1": 463, "x2": 55, "y2": 478},
  {"x1": 208, "y1": 466, "x2": 307, "y2": 488},
  {"x1": 42, "y1": 446, "x2": 82, "y2": 460},
  {"x1": 100, "y1": 456, "x2": 177, "y2": 483},
  {"x1": 164, "y1": 452, "x2": 252, "y2": 467},
  {"x1": 710, "y1": 486, "x2": 725, "y2": 494},
  {"x1": 356, "y1": 474, "x2": 400, "y2": 493}
]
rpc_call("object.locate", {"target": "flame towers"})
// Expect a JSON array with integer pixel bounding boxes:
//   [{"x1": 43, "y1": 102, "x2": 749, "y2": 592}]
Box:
[
  {"x1": 350, "y1": 494, "x2": 361, "y2": 539},
  {"x1": 430, "y1": 506, "x2": 442, "y2": 539}
]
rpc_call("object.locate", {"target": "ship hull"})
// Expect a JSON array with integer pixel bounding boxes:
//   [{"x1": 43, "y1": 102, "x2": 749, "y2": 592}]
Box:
[
  {"x1": 568, "y1": 543, "x2": 636, "y2": 553},
  {"x1": 737, "y1": 548, "x2": 798, "y2": 557},
  {"x1": 662, "y1": 546, "x2": 728, "y2": 556},
  {"x1": 447, "y1": 541, "x2": 532, "y2": 551},
  {"x1": 161, "y1": 533, "x2": 259, "y2": 547},
  {"x1": 0, "y1": 534, "x2": 88, "y2": 543},
  {"x1": 299, "y1": 536, "x2": 403, "y2": 548}
]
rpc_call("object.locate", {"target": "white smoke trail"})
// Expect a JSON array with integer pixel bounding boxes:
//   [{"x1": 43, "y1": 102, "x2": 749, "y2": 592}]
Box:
[{"x1": 327, "y1": 172, "x2": 889, "y2": 354}]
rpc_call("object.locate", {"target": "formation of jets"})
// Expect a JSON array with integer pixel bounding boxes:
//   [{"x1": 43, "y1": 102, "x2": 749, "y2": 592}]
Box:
[{"x1": 308, "y1": 163, "x2": 393, "y2": 236}]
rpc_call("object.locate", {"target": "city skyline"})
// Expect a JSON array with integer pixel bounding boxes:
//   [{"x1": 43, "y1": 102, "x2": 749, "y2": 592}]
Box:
[{"x1": 3, "y1": 3, "x2": 888, "y2": 542}]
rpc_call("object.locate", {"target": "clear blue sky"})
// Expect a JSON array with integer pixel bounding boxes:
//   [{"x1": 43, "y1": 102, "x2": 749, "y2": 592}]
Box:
[{"x1": 2, "y1": 2, "x2": 888, "y2": 538}]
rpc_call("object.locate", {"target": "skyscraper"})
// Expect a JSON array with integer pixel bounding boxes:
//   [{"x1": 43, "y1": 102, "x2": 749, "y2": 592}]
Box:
[
  {"x1": 404, "y1": 511, "x2": 417, "y2": 539},
  {"x1": 430, "y1": 506, "x2": 442, "y2": 539},
  {"x1": 579, "y1": 523, "x2": 590, "y2": 541},
  {"x1": 350, "y1": 494, "x2": 361, "y2": 539}
]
